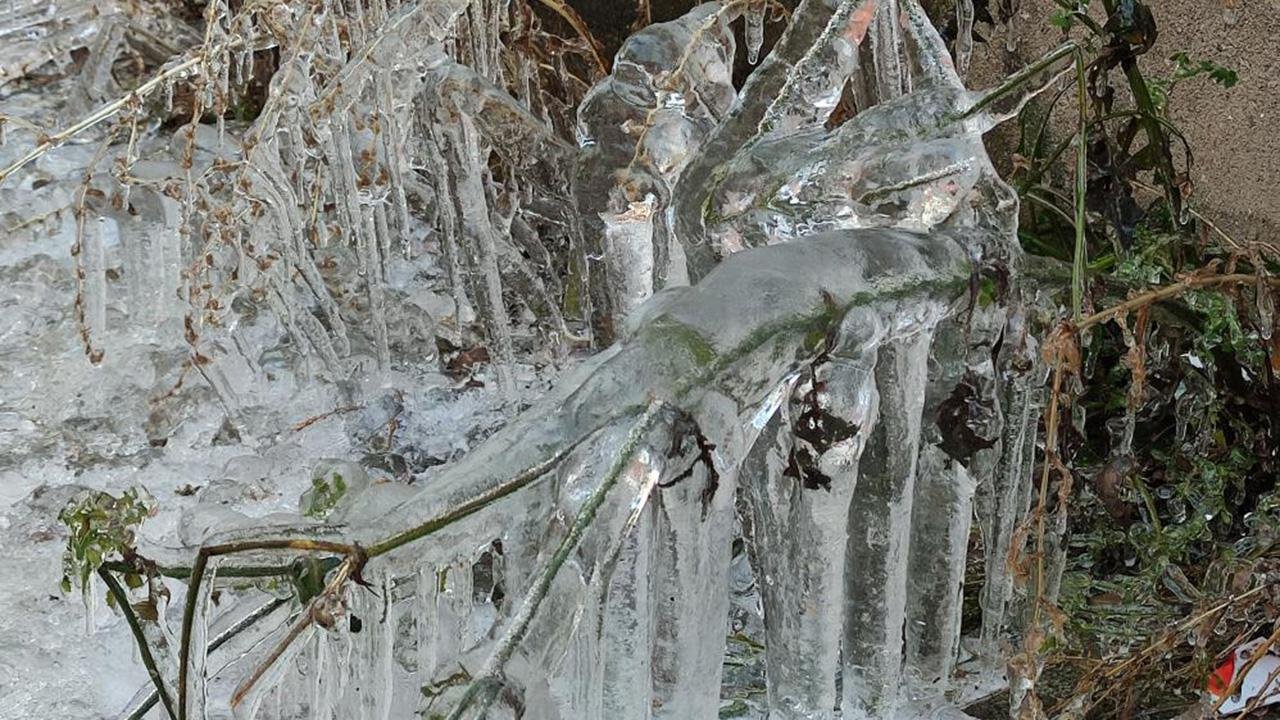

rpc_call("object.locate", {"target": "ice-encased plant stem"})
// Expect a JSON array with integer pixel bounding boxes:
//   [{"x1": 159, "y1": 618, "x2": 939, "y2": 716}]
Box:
[
  {"x1": 174, "y1": 230, "x2": 971, "y2": 719},
  {"x1": 0, "y1": 0, "x2": 1063, "y2": 717}
]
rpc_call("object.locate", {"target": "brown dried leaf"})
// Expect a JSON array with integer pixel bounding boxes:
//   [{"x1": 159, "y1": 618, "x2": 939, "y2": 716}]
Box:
[{"x1": 1041, "y1": 320, "x2": 1081, "y2": 374}]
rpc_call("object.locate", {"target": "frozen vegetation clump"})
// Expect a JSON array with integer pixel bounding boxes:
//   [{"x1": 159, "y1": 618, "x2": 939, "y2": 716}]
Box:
[{"x1": 0, "y1": 0, "x2": 1073, "y2": 718}]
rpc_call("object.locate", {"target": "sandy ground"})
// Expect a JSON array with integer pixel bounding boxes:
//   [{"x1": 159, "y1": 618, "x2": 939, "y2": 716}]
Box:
[{"x1": 967, "y1": 0, "x2": 1280, "y2": 244}]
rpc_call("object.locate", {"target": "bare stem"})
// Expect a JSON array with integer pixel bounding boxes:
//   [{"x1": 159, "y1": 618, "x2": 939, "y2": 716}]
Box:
[
  {"x1": 1071, "y1": 49, "x2": 1088, "y2": 321},
  {"x1": 364, "y1": 431, "x2": 603, "y2": 559},
  {"x1": 0, "y1": 51, "x2": 212, "y2": 186},
  {"x1": 101, "y1": 559, "x2": 294, "y2": 580},
  {"x1": 959, "y1": 42, "x2": 1078, "y2": 122}
]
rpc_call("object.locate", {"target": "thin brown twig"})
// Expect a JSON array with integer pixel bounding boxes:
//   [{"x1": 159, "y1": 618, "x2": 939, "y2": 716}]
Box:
[
  {"x1": 290, "y1": 404, "x2": 362, "y2": 433},
  {"x1": 0, "y1": 51, "x2": 217, "y2": 186},
  {"x1": 1212, "y1": 623, "x2": 1280, "y2": 716},
  {"x1": 1232, "y1": 643, "x2": 1280, "y2": 718},
  {"x1": 534, "y1": 0, "x2": 609, "y2": 77},
  {"x1": 1130, "y1": 178, "x2": 1280, "y2": 262},
  {"x1": 631, "y1": 0, "x2": 652, "y2": 31},
  {"x1": 177, "y1": 539, "x2": 359, "y2": 720},
  {"x1": 1079, "y1": 273, "x2": 1280, "y2": 331},
  {"x1": 229, "y1": 558, "x2": 355, "y2": 708},
  {"x1": 1032, "y1": 363, "x2": 1067, "y2": 631},
  {"x1": 1049, "y1": 565, "x2": 1271, "y2": 715}
]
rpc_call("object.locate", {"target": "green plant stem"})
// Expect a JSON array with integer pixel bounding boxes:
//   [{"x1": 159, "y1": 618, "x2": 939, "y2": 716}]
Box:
[
  {"x1": 125, "y1": 694, "x2": 159, "y2": 720},
  {"x1": 169, "y1": 270, "x2": 967, "y2": 717},
  {"x1": 1050, "y1": 0, "x2": 1104, "y2": 35},
  {"x1": 98, "y1": 568, "x2": 178, "y2": 720},
  {"x1": 446, "y1": 402, "x2": 665, "y2": 720},
  {"x1": 959, "y1": 42, "x2": 1078, "y2": 121},
  {"x1": 1095, "y1": 0, "x2": 1183, "y2": 223},
  {"x1": 1026, "y1": 188, "x2": 1078, "y2": 228},
  {"x1": 102, "y1": 559, "x2": 293, "y2": 580},
  {"x1": 124, "y1": 597, "x2": 287, "y2": 720},
  {"x1": 1130, "y1": 476, "x2": 1162, "y2": 534},
  {"x1": 1073, "y1": 49, "x2": 1089, "y2": 321},
  {"x1": 363, "y1": 431, "x2": 603, "y2": 559},
  {"x1": 229, "y1": 560, "x2": 355, "y2": 709}
]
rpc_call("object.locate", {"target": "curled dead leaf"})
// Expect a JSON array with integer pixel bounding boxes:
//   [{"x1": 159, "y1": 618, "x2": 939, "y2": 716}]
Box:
[{"x1": 1042, "y1": 320, "x2": 1081, "y2": 375}]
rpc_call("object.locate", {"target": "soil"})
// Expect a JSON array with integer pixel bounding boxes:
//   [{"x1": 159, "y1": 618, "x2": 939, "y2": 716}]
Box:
[{"x1": 965, "y1": 0, "x2": 1280, "y2": 246}]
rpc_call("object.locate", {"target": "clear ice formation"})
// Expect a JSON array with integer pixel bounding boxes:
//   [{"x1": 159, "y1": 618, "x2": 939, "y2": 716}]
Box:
[{"x1": 0, "y1": 0, "x2": 1054, "y2": 718}]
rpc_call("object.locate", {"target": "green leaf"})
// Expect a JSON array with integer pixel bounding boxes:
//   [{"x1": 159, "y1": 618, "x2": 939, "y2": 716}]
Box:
[
  {"x1": 1050, "y1": 9, "x2": 1074, "y2": 31},
  {"x1": 57, "y1": 488, "x2": 153, "y2": 594},
  {"x1": 1168, "y1": 52, "x2": 1239, "y2": 89}
]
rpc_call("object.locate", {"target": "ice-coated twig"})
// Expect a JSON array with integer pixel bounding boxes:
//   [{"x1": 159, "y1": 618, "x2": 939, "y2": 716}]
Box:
[
  {"x1": 177, "y1": 539, "x2": 359, "y2": 720},
  {"x1": 98, "y1": 569, "x2": 179, "y2": 720},
  {"x1": 228, "y1": 557, "x2": 356, "y2": 708},
  {"x1": 163, "y1": 229, "x2": 970, "y2": 718},
  {"x1": 445, "y1": 402, "x2": 665, "y2": 719},
  {"x1": 958, "y1": 41, "x2": 1077, "y2": 123},
  {"x1": 0, "y1": 51, "x2": 211, "y2": 185}
]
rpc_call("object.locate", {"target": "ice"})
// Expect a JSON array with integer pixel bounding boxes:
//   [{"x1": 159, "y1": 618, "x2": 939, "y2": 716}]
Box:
[
  {"x1": 842, "y1": 327, "x2": 934, "y2": 719},
  {"x1": 955, "y1": 0, "x2": 975, "y2": 78},
  {"x1": 573, "y1": 2, "x2": 737, "y2": 337},
  {"x1": 0, "y1": 0, "x2": 1056, "y2": 718},
  {"x1": 905, "y1": 309, "x2": 1003, "y2": 698},
  {"x1": 745, "y1": 0, "x2": 766, "y2": 65},
  {"x1": 740, "y1": 306, "x2": 885, "y2": 719}
]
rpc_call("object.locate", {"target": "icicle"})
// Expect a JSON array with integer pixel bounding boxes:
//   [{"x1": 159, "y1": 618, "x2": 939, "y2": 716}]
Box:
[
  {"x1": 871, "y1": 0, "x2": 905, "y2": 100},
  {"x1": 80, "y1": 16, "x2": 124, "y2": 102},
  {"x1": 442, "y1": 114, "x2": 516, "y2": 397},
  {"x1": 375, "y1": 70, "x2": 412, "y2": 252},
  {"x1": 648, "y1": 427, "x2": 737, "y2": 719},
  {"x1": 900, "y1": 311, "x2": 1002, "y2": 697},
  {"x1": 842, "y1": 326, "x2": 934, "y2": 719},
  {"x1": 251, "y1": 147, "x2": 352, "y2": 358},
  {"x1": 74, "y1": 214, "x2": 108, "y2": 364},
  {"x1": 743, "y1": 310, "x2": 881, "y2": 718},
  {"x1": 760, "y1": 0, "x2": 867, "y2": 133},
  {"x1": 573, "y1": 2, "x2": 737, "y2": 338},
  {"x1": 745, "y1": 0, "x2": 766, "y2": 64},
  {"x1": 232, "y1": 621, "x2": 315, "y2": 720},
  {"x1": 955, "y1": 0, "x2": 975, "y2": 79},
  {"x1": 421, "y1": 120, "x2": 473, "y2": 323},
  {"x1": 359, "y1": 203, "x2": 392, "y2": 371},
  {"x1": 599, "y1": 194, "x2": 657, "y2": 326},
  {"x1": 599, "y1": 505, "x2": 656, "y2": 717},
  {"x1": 164, "y1": 79, "x2": 175, "y2": 115},
  {"x1": 187, "y1": 562, "x2": 220, "y2": 720},
  {"x1": 374, "y1": 203, "x2": 392, "y2": 281},
  {"x1": 673, "y1": 0, "x2": 873, "y2": 281},
  {"x1": 978, "y1": 328, "x2": 1042, "y2": 658},
  {"x1": 904, "y1": 445, "x2": 977, "y2": 685}
]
